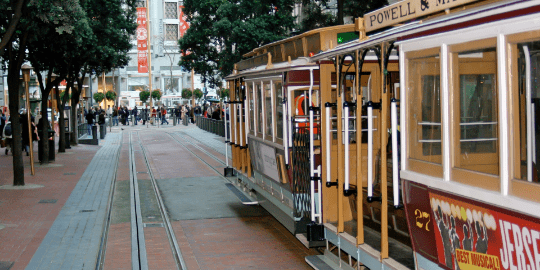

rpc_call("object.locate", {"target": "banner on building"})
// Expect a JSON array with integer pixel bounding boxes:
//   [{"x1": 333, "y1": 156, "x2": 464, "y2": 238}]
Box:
[
  {"x1": 136, "y1": 7, "x2": 148, "y2": 73},
  {"x1": 179, "y1": 6, "x2": 189, "y2": 38}
]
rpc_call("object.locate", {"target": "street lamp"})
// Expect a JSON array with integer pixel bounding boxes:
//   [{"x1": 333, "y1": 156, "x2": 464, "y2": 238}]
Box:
[{"x1": 22, "y1": 64, "x2": 35, "y2": 175}]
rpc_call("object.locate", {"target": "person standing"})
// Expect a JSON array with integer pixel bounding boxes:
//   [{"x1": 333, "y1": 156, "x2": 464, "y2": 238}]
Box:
[
  {"x1": 142, "y1": 106, "x2": 148, "y2": 125},
  {"x1": 125, "y1": 106, "x2": 131, "y2": 125},
  {"x1": 132, "y1": 106, "x2": 138, "y2": 125},
  {"x1": 160, "y1": 107, "x2": 169, "y2": 125},
  {"x1": 86, "y1": 108, "x2": 94, "y2": 135},
  {"x1": 174, "y1": 105, "x2": 181, "y2": 124},
  {"x1": 0, "y1": 112, "x2": 6, "y2": 136},
  {"x1": 113, "y1": 107, "x2": 119, "y2": 126}
]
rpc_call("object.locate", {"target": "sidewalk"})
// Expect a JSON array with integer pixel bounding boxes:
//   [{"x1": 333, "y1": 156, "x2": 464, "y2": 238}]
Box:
[{"x1": 0, "y1": 133, "x2": 120, "y2": 270}]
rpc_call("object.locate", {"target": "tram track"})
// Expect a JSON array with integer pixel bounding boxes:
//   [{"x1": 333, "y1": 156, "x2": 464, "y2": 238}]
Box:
[
  {"x1": 166, "y1": 132, "x2": 228, "y2": 176},
  {"x1": 128, "y1": 131, "x2": 186, "y2": 270}
]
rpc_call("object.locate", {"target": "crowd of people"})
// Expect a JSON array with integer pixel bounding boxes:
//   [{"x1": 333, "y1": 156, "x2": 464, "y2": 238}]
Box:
[{"x1": 0, "y1": 101, "x2": 226, "y2": 157}]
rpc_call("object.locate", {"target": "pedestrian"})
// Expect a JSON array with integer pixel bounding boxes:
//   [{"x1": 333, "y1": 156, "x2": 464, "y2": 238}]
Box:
[
  {"x1": 161, "y1": 107, "x2": 169, "y2": 125},
  {"x1": 174, "y1": 105, "x2": 181, "y2": 124},
  {"x1": 125, "y1": 107, "x2": 131, "y2": 125},
  {"x1": 132, "y1": 106, "x2": 138, "y2": 125},
  {"x1": 142, "y1": 106, "x2": 148, "y2": 125},
  {"x1": 0, "y1": 112, "x2": 5, "y2": 136},
  {"x1": 151, "y1": 107, "x2": 157, "y2": 125},
  {"x1": 106, "y1": 105, "x2": 112, "y2": 118},
  {"x1": 2, "y1": 116, "x2": 12, "y2": 155},
  {"x1": 113, "y1": 107, "x2": 119, "y2": 126},
  {"x1": 98, "y1": 110, "x2": 106, "y2": 126},
  {"x1": 20, "y1": 109, "x2": 30, "y2": 156},
  {"x1": 212, "y1": 105, "x2": 221, "y2": 120},
  {"x1": 86, "y1": 107, "x2": 94, "y2": 135}
]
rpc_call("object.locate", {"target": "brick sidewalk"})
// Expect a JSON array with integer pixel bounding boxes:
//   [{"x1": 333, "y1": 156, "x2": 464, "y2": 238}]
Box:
[{"x1": 0, "y1": 138, "x2": 104, "y2": 269}]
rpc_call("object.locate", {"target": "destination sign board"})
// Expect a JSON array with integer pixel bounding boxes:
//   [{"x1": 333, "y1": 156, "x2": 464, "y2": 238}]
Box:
[{"x1": 363, "y1": 0, "x2": 479, "y2": 32}]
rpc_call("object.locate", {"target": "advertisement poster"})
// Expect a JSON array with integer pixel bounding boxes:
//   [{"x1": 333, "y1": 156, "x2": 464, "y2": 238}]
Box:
[
  {"x1": 136, "y1": 7, "x2": 148, "y2": 73},
  {"x1": 428, "y1": 191, "x2": 540, "y2": 270},
  {"x1": 248, "y1": 138, "x2": 280, "y2": 183},
  {"x1": 179, "y1": 6, "x2": 189, "y2": 38}
]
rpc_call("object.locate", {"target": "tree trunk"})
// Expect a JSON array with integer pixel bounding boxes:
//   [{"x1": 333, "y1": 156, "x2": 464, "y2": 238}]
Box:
[
  {"x1": 55, "y1": 86, "x2": 66, "y2": 153},
  {"x1": 8, "y1": 73, "x2": 24, "y2": 186},
  {"x1": 39, "y1": 91, "x2": 50, "y2": 164}
]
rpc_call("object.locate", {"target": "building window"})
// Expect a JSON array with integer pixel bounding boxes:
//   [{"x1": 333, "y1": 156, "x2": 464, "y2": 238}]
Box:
[
  {"x1": 165, "y1": 24, "x2": 178, "y2": 41},
  {"x1": 165, "y1": 2, "x2": 178, "y2": 19},
  {"x1": 164, "y1": 77, "x2": 179, "y2": 95}
]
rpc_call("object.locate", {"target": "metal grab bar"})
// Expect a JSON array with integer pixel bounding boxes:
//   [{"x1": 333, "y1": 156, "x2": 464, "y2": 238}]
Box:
[
  {"x1": 283, "y1": 101, "x2": 289, "y2": 165},
  {"x1": 239, "y1": 104, "x2": 243, "y2": 146},
  {"x1": 524, "y1": 46, "x2": 534, "y2": 182},
  {"x1": 367, "y1": 102, "x2": 374, "y2": 198},
  {"x1": 224, "y1": 99, "x2": 230, "y2": 167},
  {"x1": 326, "y1": 104, "x2": 332, "y2": 186},
  {"x1": 344, "y1": 104, "x2": 350, "y2": 192},
  {"x1": 419, "y1": 138, "x2": 498, "y2": 143},
  {"x1": 391, "y1": 99, "x2": 399, "y2": 207},
  {"x1": 229, "y1": 103, "x2": 234, "y2": 145},
  {"x1": 245, "y1": 99, "x2": 249, "y2": 146}
]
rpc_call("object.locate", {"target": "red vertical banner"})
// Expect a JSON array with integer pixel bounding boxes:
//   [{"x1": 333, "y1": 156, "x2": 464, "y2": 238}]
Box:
[
  {"x1": 136, "y1": 7, "x2": 148, "y2": 73},
  {"x1": 179, "y1": 6, "x2": 189, "y2": 38}
]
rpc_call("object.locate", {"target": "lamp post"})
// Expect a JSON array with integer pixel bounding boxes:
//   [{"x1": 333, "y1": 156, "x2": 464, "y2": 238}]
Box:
[{"x1": 22, "y1": 64, "x2": 35, "y2": 175}]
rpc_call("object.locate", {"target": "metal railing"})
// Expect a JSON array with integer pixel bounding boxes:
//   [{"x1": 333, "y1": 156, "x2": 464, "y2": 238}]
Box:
[
  {"x1": 77, "y1": 122, "x2": 87, "y2": 138},
  {"x1": 195, "y1": 115, "x2": 226, "y2": 137}
]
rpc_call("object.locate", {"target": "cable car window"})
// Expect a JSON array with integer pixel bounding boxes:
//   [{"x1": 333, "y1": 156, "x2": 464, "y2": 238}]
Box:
[
  {"x1": 275, "y1": 81, "x2": 283, "y2": 140},
  {"x1": 454, "y1": 47, "x2": 499, "y2": 176},
  {"x1": 256, "y1": 82, "x2": 263, "y2": 135},
  {"x1": 248, "y1": 83, "x2": 254, "y2": 134},
  {"x1": 515, "y1": 41, "x2": 540, "y2": 183},
  {"x1": 407, "y1": 53, "x2": 442, "y2": 167},
  {"x1": 264, "y1": 82, "x2": 273, "y2": 139}
]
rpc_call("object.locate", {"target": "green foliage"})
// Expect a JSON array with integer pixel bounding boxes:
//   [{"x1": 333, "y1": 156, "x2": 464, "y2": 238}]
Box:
[
  {"x1": 59, "y1": 91, "x2": 72, "y2": 101},
  {"x1": 179, "y1": 0, "x2": 296, "y2": 88},
  {"x1": 93, "y1": 92, "x2": 105, "y2": 104},
  {"x1": 139, "y1": 90, "x2": 150, "y2": 103},
  {"x1": 193, "y1": 88, "x2": 203, "y2": 100},
  {"x1": 151, "y1": 90, "x2": 162, "y2": 101},
  {"x1": 181, "y1": 88, "x2": 193, "y2": 99},
  {"x1": 105, "y1": 90, "x2": 117, "y2": 101},
  {"x1": 297, "y1": 0, "x2": 388, "y2": 32},
  {"x1": 219, "y1": 88, "x2": 229, "y2": 99}
]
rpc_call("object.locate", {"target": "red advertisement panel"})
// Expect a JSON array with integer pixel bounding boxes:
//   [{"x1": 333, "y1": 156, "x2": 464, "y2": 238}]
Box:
[
  {"x1": 138, "y1": 51, "x2": 148, "y2": 73},
  {"x1": 179, "y1": 6, "x2": 189, "y2": 38},
  {"x1": 427, "y1": 190, "x2": 540, "y2": 270},
  {"x1": 136, "y1": 7, "x2": 148, "y2": 73}
]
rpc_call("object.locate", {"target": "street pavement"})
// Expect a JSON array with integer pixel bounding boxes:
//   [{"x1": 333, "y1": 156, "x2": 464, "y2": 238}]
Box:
[{"x1": 0, "y1": 120, "x2": 315, "y2": 270}]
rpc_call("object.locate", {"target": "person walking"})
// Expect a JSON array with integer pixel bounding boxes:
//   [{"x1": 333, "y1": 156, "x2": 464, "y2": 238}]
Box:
[
  {"x1": 161, "y1": 107, "x2": 169, "y2": 125},
  {"x1": 151, "y1": 107, "x2": 157, "y2": 125}
]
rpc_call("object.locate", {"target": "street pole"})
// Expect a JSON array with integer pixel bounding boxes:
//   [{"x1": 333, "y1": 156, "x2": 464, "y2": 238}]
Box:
[
  {"x1": 22, "y1": 66, "x2": 35, "y2": 175},
  {"x1": 191, "y1": 68, "x2": 195, "y2": 123},
  {"x1": 146, "y1": 0, "x2": 153, "y2": 108}
]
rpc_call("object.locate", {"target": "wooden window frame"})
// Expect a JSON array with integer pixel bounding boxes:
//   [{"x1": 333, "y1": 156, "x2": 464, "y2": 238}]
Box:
[
  {"x1": 274, "y1": 80, "x2": 284, "y2": 145},
  {"x1": 248, "y1": 82, "x2": 255, "y2": 135},
  {"x1": 506, "y1": 29, "x2": 540, "y2": 203},
  {"x1": 448, "y1": 38, "x2": 500, "y2": 191},
  {"x1": 405, "y1": 47, "x2": 444, "y2": 178}
]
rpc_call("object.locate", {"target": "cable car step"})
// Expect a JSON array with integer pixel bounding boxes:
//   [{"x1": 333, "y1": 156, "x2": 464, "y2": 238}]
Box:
[
  {"x1": 306, "y1": 255, "x2": 354, "y2": 270},
  {"x1": 225, "y1": 183, "x2": 258, "y2": 205}
]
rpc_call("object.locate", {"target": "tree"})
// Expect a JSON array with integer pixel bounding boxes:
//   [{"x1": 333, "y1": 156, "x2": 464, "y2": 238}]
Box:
[
  {"x1": 179, "y1": 0, "x2": 296, "y2": 87},
  {"x1": 105, "y1": 90, "x2": 117, "y2": 103},
  {"x1": 151, "y1": 89, "x2": 162, "y2": 102},
  {"x1": 139, "y1": 90, "x2": 150, "y2": 104},
  {"x1": 1, "y1": 0, "x2": 85, "y2": 185},
  {"x1": 219, "y1": 88, "x2": 229, "y2": 99},
  {"x1": 298, "y1": 0, "x2": 388, "y2": 32},
  {"x1": 181, "y1": 88, "x2": 192, "y2": 99},
  {"x1": 93, "y1": 92, "x2": 105, "y2": 104},
  {"x1": 193, "y1": 88, "x2": 203, "y2": 103}
]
